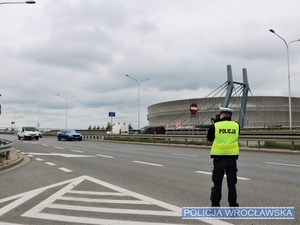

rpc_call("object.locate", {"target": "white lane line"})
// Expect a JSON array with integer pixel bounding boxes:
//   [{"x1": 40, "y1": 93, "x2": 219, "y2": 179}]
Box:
[
  {"x1": 27, "y1": 155, "x2": 34, "y2": 158},
  {"x1": 171, "y1": 153, "x2": 198, "y2": 157},
  {"x1": 59, "y1": 167, "x2": 73, "y2": 173},
  {"x1": 35, "y1": 158, "x2": 44, "y2": 162},
  {"x1": 133, "y1": 161, "x2": 163, "y2": 167},
  {"x1": 42, "y1": 144, "x2": 49, "y2": 147},
  {"x1": 196, "y1": 171, "x2": 250, "y2": 181},
  {"x1": 265, "y1": 162, "x2": 300, "y2": 168},
  {"x1": 45, "y1": 162, "x2": 56, "y2": 166},
  {"x1": 54, "y1": 147, "x2": 64, "y2": 149},
  {"x1": 96, "y1": 154, "x2": 114, "y2": 158},
  {"x1": 72, "y1": 150, "x2": 84, "y2": 153}
]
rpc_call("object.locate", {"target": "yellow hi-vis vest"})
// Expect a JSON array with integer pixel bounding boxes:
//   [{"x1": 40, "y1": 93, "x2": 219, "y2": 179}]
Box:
[{"x1": 210, "y1": 120, "x2": 239, "y2": 156}]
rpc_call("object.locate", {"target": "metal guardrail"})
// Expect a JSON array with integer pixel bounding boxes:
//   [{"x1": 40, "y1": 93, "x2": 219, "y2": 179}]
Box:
[
  {"x1": 0, "y1": 138, "x2": 13, "y2": 159},
  {"x1": 81, "y1": 134, "x2": 300, "y2": 151}
]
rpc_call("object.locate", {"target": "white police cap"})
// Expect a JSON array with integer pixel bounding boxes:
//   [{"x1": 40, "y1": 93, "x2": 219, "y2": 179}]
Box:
[{"x1": 219, "y1": 107, "x2": 234, "y2": 114}]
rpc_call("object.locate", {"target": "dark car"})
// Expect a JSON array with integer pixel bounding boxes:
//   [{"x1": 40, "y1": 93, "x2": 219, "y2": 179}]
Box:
[
  {"x1": 138, "y1": 125, "x2": 166, "y2": 134},
  {"x1": 57, "y1": 129, "x2": 82, "y2": 141}
]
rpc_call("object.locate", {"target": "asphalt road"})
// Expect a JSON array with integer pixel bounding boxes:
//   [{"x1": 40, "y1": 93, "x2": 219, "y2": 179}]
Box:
[{"x1": 0, "y1": 134, "x2": 299, "y2": 225}]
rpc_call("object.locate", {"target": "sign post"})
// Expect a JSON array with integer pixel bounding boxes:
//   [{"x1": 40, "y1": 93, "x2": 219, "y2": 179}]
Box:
[{"x1": 108, "y1": 112, "x2": 116, "y2": 132}]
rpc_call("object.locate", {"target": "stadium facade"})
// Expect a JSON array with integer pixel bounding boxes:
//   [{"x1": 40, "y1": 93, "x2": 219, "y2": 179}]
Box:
[{"x1": 147, "y1": 96, "x2": 300, "y2": 129}]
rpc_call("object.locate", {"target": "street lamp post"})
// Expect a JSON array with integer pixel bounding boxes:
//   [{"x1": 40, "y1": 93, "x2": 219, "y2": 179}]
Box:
[
  {"x1": 125, "y1": 74, "x2": 150, "y2": 130},
  {"x1": 269, "y1": 29, "x2": 300, "y2": 129},
  {"x1": 57, "y1": 94, "x2": 75, "y2": 129},
  {"x1": 32, "y1": 101, "x2": 39, "y2": 129},
  {"x1": 0, "y1": 1, "x2": 36, "y2": 5},
  {"x1": 8, "y1": 107, "x2": 15, "y2": 130}
]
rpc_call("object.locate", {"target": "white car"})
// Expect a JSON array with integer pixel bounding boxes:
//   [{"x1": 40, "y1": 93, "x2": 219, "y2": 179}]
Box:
[{"x1": 17, "y1": 127, "x2": 39, "y2": 140}]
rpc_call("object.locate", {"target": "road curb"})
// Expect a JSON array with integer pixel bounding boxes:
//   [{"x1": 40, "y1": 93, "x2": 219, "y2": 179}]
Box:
[{"x1": 0, "y1": 150, "x2": 24, "y2": 172}]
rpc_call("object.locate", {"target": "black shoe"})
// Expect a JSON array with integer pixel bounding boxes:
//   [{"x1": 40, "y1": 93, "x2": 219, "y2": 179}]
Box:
[
  {"x1": 211, "y1": 203, "x2": 220, "y2": 207},
  {"x1": 229, "y1": 203, "x2": 239, "y2": 207}
]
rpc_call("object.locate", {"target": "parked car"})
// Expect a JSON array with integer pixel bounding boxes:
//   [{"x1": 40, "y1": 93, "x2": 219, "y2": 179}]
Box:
[{"x1": 57, "y1": 129, "x2": 82, "y2": 141}]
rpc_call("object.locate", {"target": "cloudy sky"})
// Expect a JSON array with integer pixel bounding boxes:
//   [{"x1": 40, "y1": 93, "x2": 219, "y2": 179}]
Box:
[{"x1": 0, "y1": 0, "x2": 299, "y2": 130}]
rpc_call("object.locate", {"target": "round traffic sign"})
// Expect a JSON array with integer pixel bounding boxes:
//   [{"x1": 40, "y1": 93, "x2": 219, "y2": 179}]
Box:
[{"x1": 190, "y1": 103, "x2": 198, "y2": 115}]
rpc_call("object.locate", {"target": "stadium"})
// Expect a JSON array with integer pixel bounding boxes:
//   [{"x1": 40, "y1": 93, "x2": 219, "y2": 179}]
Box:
[{"x1": 147, "y1": 96, "x2": 300, "y2": 129}]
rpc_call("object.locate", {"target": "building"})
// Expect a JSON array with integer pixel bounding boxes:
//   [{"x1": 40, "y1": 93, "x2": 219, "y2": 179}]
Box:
[{"x1": 147, "y1": 96, "x2": 300, "y2": 129}]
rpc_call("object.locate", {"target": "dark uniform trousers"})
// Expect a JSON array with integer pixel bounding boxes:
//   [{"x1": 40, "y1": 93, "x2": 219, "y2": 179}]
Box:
[{"x1": 211, "y1": 157, "x2": 239, "y2": 207}]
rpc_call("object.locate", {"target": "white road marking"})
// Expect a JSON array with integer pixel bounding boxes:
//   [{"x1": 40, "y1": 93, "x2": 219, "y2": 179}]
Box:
[
  {"x1": 45, "y1": 162, "x2": 56, "y2": 166},
  {"x1": 133, "y1": 161, "x2": 163, "y2": 167},
  {"x1": 265, "y1": 161, "x2": 300, "y2": 168},
  {"x1": 58, "y1": 167, "x2": 73, "y2": 173},
  {"x1": 54, "y1": 147, "x2": 64, "y2": 149},
  {"x1": 41, "y1": 144, "x2": 49, "y2": 147},
  {"x1": 0, "y1": 175, "x2": 233, "y2": 225},
  {"x1": 35, "y1": 158, "x2": 44, "y2": 162},
  {"x1": 59, "y1": 196, "x2": 152, "y2": 204},
  {"x1": 71, "y1": 150, "x2": 84, "y2": 153},
  {"x1": 68, "y1": 190, "x2": 126, "y2": 196},
  {"x1": 196, "y1": 171, "x2": 250, "y2": 180},
  {"x1": 171, "y1": 153, "x2": 198, "y2": 157},
  {"x1": 48, "y1": 203, "x2": 179, "y2": 216},
  {"x1": 96, "y1": 154, "x2": 114, "y2": 158},
  {"x1": 27, "y1": 152, "x2": 94, "y2": 158},
  {"x1": 0, "y1": 222, "x2": 23, "y2": 225}
]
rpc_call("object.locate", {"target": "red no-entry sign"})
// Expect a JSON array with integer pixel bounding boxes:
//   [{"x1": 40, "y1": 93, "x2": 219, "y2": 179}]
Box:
[{"x1": 190, "y1": 103, "x2": 198, "y2": 115}]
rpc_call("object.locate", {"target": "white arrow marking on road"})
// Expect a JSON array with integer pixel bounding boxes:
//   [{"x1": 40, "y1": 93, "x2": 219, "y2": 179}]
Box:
[{"x1": 27, "y1": 152, "x2": 95, "y2": 158}]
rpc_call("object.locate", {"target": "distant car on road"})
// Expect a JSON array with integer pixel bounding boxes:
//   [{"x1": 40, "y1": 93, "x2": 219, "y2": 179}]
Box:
[
  {"x1": 138, "y1": 125, "x2": 166, "y2": 134},
  {"x1": 57, "y1": 129, "x2": 82, "y2": 141},
  {"x1": 17, "y1": 126, "x2": 40, "y2": 140}
]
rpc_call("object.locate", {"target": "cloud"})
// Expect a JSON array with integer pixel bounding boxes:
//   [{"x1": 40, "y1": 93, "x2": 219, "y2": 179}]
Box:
[{"x1": 0, "y1": 0, "x2": 299, "y2": 129}]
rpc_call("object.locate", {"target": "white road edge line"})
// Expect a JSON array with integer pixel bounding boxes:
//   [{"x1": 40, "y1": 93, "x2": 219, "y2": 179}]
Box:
[
  {"x1": 265, "y1": 161, "x2": 300, "y2": 168},
  {"x1": 195, "y1": 171, "x2": 250, "y2": 180},
  {"x1": 133, "y1": 161, "x2": 163, "y2": 167}
]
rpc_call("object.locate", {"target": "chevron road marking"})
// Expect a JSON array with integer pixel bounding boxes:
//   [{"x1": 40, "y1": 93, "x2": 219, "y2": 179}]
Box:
[{"x1": 0, "y1": 176, "x2": 234, "y2": 225}]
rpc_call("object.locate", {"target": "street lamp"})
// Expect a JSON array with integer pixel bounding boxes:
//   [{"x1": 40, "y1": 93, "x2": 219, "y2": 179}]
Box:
[
  {"x1": 0, "y1": 1, "x2": 36, "y2": 5},
  {"x1": 32, "y1": 101, "x2": 40, "y2": 129},
  {"x1": 57, "y1": 94, "x2": 75, "y2": 129},
  {"x1": 269, "y1": 29, "x2": 300, "y2": 129},
  {"x1": 125, "y1": 74, "x2": 150, "y2": 130},
  {"x1": 8, "y1": 107, "x2": 15, "y2": 130}
]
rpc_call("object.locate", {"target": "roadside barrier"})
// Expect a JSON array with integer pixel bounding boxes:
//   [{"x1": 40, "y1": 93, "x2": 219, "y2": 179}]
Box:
[{"x1": 0, "y1": 138, "x2": 13, "y2": 159}]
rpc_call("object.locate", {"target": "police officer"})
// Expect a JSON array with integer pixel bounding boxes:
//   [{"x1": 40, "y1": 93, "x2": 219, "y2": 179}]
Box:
[{"x1": 207, "y1": 107, "x2": 240, "y2": 207}]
